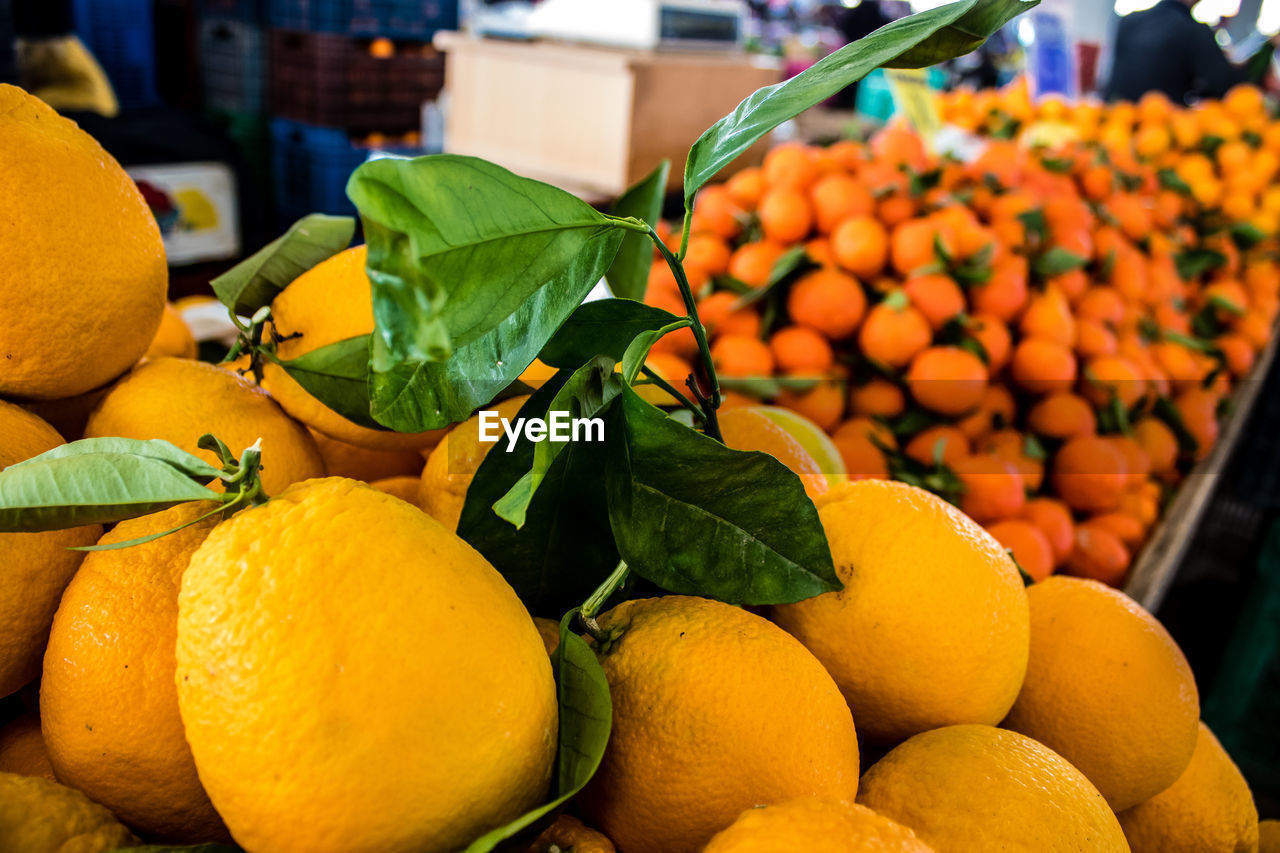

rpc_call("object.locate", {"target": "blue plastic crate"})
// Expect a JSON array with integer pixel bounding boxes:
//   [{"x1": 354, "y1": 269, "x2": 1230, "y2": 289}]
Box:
[
  {"x1": 268, "y1": 0, "x2": 457, "y2": 40},
  {"x1": 73, "y1": 0, "x2": 160, "y2": 111},
  {"x1": 270, "y1": 118, "x2": 421, "y2": 228},
  {"x1": 200, "y1": 18, "x2": 267, "y2": 113}
]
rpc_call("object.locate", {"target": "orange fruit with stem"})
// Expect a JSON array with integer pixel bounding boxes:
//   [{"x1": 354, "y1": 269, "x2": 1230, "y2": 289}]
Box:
[
  {"x1": 1021, "y1": 498, "x2": 1075, "y2": 566},
  {"x1": 759, "y1": 188, "x2": 814, "y2": 244},
  {"x1": 1082, "y1": 355, "x2": 1147, "y2": 409},
  {"x1": 953, "y1": 455, "x2": 1027, "y2": 524},
  {"x1": 831, "y1": 216, "x2": 890, "y2": 279},
  {"x1": 711, "y1": 335, "x2": 774, "y2": 378},
  {"x1": 905, "y1": 425, "x2": 970, "y2": 467},
  {"x1": 787, "y1": 268, "x2": 867, "y2": 340},
  {"x1": 1011, "y1": 338, "x2": 1078, "y2": 395},
  {"x1": 729, "y1": 241, "x2": 788, "y2": 288},
  {"x1": 849, "y1": 379, "x2": 906, "y2": 419},
  {"x1": 811, "y1": 174, "x2": 875, "y2": 234},
  {"x1": 1051, "y1": 436, "x2": 1128, "y2": 513},
  {"x1": 966, "y1": 315, "x2": 1012, "y2": 372},
  {"x1": 970, "y1": 257, "x2": 1029, "y2": 322},
  {"x1": 770, "y1": 327, "x2": 834, "y2": 374},
  {"x1": 859, "y1": 292, "x2": 933, "y2": 369},
  {"x1": 903, "y1": 274, "x2": 966, "y2": 331},
  {"x1": 986, "y1": 519, "x2": 1055, "y2": 582},
  {"x1": 906, "y1": 348, "x2": 988, "y2": 416},
  {"x1": 1026, "y1": 392, "x2": 1097, "y2": 440}
]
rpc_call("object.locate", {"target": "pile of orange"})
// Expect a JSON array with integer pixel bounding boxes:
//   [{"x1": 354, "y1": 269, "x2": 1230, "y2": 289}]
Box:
[{"x1": 646, "y1": 81, "x2": 1280, "y2": 588}]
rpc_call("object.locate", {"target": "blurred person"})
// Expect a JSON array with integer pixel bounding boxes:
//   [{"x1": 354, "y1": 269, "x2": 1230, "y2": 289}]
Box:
[{"x1": 1103, "y1": 0, "x2": 1244, "y2": 104}]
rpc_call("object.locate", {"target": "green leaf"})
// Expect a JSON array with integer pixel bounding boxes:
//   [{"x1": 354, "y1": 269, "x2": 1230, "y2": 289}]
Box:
[
  {"x1": 275, "y1": 336, "x2": 383, "y2": 430},
  {"x1": 605, "y1": 384, "x2": 839, "y2": 605},
  {"x1": 1153, "y1": 395, "x2": 1199, "y2": 455},
  {"x1": 494, "y1": 356, "x2": 623, "y2": 528},
  {"x1": 1018, "y1": 209, "x2": 1049, "y2": 244},
  {"x1": 606, "y1": 161, "x2": 671, "y2": 301},
  {"x1": 1175, "y1": 248, "x2": 1227, "y2": 281},
  {"x1": 682, "y1": 0, "x2": 1037, "y2": 206},
  {"x1": 0, "y1": 450, "x2": 224, "y2": 533},
  {"x1": 348, "y1": 155, "x2": 632, "y2": 368},
  {"x1": 1231, "y1": 221, "x2": 1266, "y2": 251},
  {"x1": 114, "y1": 845, "x2": 244, "y2": 853},
  {"x1": 458, "y1": 374, "x2": 620, "y2": 617},
  {"x1": 718, "y1": 374, "x2": 822, "y2": 399},
  {"x1": 211, "y1": 214, "x2": 354, "y2": 315},
  {"x1": 540, "y1": 300, "x2": 683, "y2": 369},
  {"x1": 732, "y1": 246, "x2": 815, "y2": 310},
  {"x1": 1157, "y1": 168, "x2": 1193, "y2": 196},
  {"x1": 1032, "y1": 247, "x2": 1087, "y2": 278},
  {"x1": 4, "y1": 437, "x2": 222, "y2": 481},
  {"x1": 462, "y1": 612, "x2": 612, "y2": 853}
]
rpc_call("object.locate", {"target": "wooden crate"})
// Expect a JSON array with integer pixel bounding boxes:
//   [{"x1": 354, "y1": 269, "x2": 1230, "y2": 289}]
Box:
[{"x1": 433, "y1": 33, "x2": 782, "y2": 197}]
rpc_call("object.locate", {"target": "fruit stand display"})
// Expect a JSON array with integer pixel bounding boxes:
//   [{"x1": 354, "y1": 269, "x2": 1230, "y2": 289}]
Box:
[
  {"x1": 0, "y1": 0, "x2": 1273, "y2": 851},
  {"x1": 641, "y1": 81, "x2": 1280, "y2": 607}
]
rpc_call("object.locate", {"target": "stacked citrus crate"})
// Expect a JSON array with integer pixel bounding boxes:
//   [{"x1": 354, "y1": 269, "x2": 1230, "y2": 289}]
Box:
[{"x1": 265, "y1": 0, "x2": 455, "y2": 228}]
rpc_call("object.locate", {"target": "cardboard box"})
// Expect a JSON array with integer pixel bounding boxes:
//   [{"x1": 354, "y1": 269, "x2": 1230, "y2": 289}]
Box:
[{"x1": 434, "y1": 33, "x2": 782, "y2": 197}]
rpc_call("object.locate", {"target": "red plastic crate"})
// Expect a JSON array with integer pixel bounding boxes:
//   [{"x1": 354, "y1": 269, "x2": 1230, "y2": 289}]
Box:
[{"x1": 269, "y1": 29, "x2": 444, "y2": 133}]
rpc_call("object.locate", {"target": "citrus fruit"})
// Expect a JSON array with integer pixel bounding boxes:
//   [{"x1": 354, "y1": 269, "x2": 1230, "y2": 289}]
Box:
[
  {"x1": 529, "y1": 815, "x2": 615, "y2": 853},
  {"x1": 0, "y1": 401, "x2": 102, "y2": 697},
  {"x1": 0, "y1": 85, "x2": 167, "y2": 399},
  {"x1": 0, "y1": 771, "x2": 138, "y2": 853},
  {"x1": 83, "y1": 357, "x2": 325, "y2": 496},
  {"x1": 262, "y1": 245, "x2": 445, "y2": 451},
  {"x1": 1117, "y1": 723, "x2": 1258, "y2": 853},
  {"x1": 419, "y1": 395, "x2": 530, "y2": 530},
  {"x1": 772, "y1": 480, "x2": 1029, "y2": 743},
  {"x1": 703, "y1": 798, "x2": 935, "y2": 853},
  {"x1": 309, "y1": 428, "x2": 428, "y2": 481},
  {"x1": 369, "y1": 474, "x2": 423, "y2": 505},
  {"x1": 1003, "y1": 576, "x2": 1199, "y2": 811},
  {"x1": 857, "y1": 725, "x2": 1128, "y2": 853},
  {"x1": 1260, "y1": 820, "x2": 1280, "y2": 853},
  {"x1": 751, "y1": 405, "x2": 847, "y2": 482},
  {"x1": 41, "y1": 503, "x2": 227, "y2": 841},
  {"x1": 145, "y1": 303, "x2": 198, "y2": 361},
  {"x1": 176, "y1": 477, "x2": 557, "y2": 853},
  {"x1": 579, "y1": 596, "x2": 860, "y2": 853},
  {"x1": 718, "y1": 406, "x2": 832, "y2": 498},
  {"x1": 0, "y1": 713, "x2": 54, "y2": 780}
]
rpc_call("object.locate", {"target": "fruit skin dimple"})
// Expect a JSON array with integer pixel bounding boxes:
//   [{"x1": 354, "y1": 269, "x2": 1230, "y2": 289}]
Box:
[
  {"x1": 0, "y1": 85, "x2": 167, "y2": 399},
  {"x1": 0, "y1": 401, "x2": 102, "y2": 698},
  {"x1": 857, "y1": 725, "x2": 1128, "y2": 853},
  {"x1": 579, "y1": 596, "x2": 860, "y2": 853},
  {"x1": 772, "y1": 480, "x2": 1029, "y2": 744},
  {"x1": 175, "y1": 477, "x2": 557, "y2": 853},
  {"x1": 1117, "y1": 723, "x2": 1259, "y2": 853},
  {"x1": 1002, "y1": 576, "x2": 1200, "y2": 812}
]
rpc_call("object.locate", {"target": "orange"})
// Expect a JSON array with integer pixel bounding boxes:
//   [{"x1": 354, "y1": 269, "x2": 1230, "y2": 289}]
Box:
[
  {"x1": 762, "y1": 144, "x2": 819, "y2": 190},
  {"x1": 787, "y1": 268, "x2": 867, "y2": 339},
  {"x1": 712, "y1": 335, "x2": 775, "y2": 377},
  {"x1": 906, "y1": 347, "x2": 988, "y2": 416},
  {"x1": 952, "y1": 455, "x2": 1026, "y2": 523},
  {"x1": 262, "y1": 246, "x2": 446, "y2": 451},
  {"x1": 1082, "y1": 355, "x2": 1147, "y2": 409},
  {"x1": 775, "y1": 381, "x2": 846, "y2": 432},
  {"x1": 369, "y1": 475, "x2": 423, "y2": 505},
  {"x1": 1088, "y1": 512, "x2": 1146, "y2": 550},
  {"x1": 833, "y1": 432, "x2": 890, "y2": 481},
  {"x1": 904, "y1": 274, "x2": 966, "y2": 331},
  {"x1": 1020, "y1": 497, "x2": 1075, "y2": 566},
  {"x1": 1074, "y1": 318, "x2": 1118, "y2": 358},
  {"x1": 683, "y1": 233, "x2": 732, "y2": 276},
  {"x1": 1003, "y1": 577, "x2": 1200, "y2": 811},
  {"x1": 530, "y1": 815, "x2": 614, "y2": 853},
  {"x1": 857, "y1": 725, "x2": 1128, "y2": 853},
  {"x1": 957, "y1": 385, "x2": 1016, "y2": 441},
  {"x1": 1051, "y1": 435, "x2": 1127, "y2": 513},
  {"x1": 1216, "y1": 333, "x2": 1256, "y2": 378},
  {"x1": 770, "y1": 326, "x2": 834, "y2": 374},
  {"x1": 1062, "y1": 522, "x2": 1131, "y2": 586},
  {"x1": 725, "y1": 166, "x2": 766, "y2": 209},
  {"x1": 832, "y1": 416, "x2": 895, "y2": 451},
  {"x1": 966, "y1": 315, "x2": 1012, "y2": 371},
  {"x1": 1174, "y1": 387, "x2": 1220, "y2": 460},
  {"x1": 1019, "y1": 287, "x2": 1076, "y2": 348},
  {"x1": 772, "y1": 481, "x2": 1029, "y2": 743},
  {"x1": 690, "y1": 185, "x2": 745, "y2": 240},
  {"x1": 703, "y1": 798, "x2": 934, "y2": 853},
  {"x1": 971, "y1": 257, "x2": 1028, "y2": 321},
  {"x1": 419, "y1": 395, "x2": 529, "y2": 531},
  {"x1": 0, "y1": 713, "x2": 54, "y2": 781},
  {"x1": 891, "y1": 218, "x2": 946, "y2": 276},
  {"x1": 905, "y1": 425, "x2": 970, "y2": 467},
  {"x1": 871, "y1": 125, "x2": 929, "y2": 171},
  {"x1": 41, "y1": 503, "x2": 228, "y2": 841},
  {"x1": 1132, "y1": 417, "x2": 1179, "y2": 476},
  {"x1": 986, "y1": 519, "x2": 1054, "y2": 582},
  {"x1": 729, "y1": 241, "x2": 788, "y2": 288},
  {"x1": 145, "y1": 303, "x2": 198, "y2": 361},
  {"x1": 309, "y1": 429, "x2": 427, "y2": 482},
  {"x1": 176, "y1": 478, "x2": 557, "y2": 853},
  {"x1": 0, "y1": 85, "x2": 167, "y2": 399},
  {"x1": 580, "y1": 596, "x2": 860, "y2": 853},
  {"x1": 1117, "y1": 723, "x2": 1259, "y2": 853},
  {"x1": 1076, "y1": 287, "x2": 1125, "y2": 326},
  {"x1": 850, "y1": 379, "x2": 906, "y2": 418},
  {"x1": 84, "y1": 358, "x2": 325, "y2": 496},
  {"x1": 699, "y1": 291, "x2": 761, "y2": 339},
  {"x1": 1011, "y1": 338, "x2": 1077, "y2": 395},
  {"x1": 1026, "y1": 392, "x2": 1096, "y2": 439},
  {"x1": 719, "y1": 407, "x2": 831, "y2": 499},
  {"x1": 831, "y1": 216, "x2": 890, "y2": 279},
  {"x1": 0, "y1": 401, "x2": 102, "y2": 697},
  {"x1": 758, "y1": 188, "x2": 814, "y2": 243},
  {"x1": 811, "y1": 173, "x2": 875, "y2": 234},
  {"x1": 1106, "y1": 435, "x2": 1151, "y2": 488}
]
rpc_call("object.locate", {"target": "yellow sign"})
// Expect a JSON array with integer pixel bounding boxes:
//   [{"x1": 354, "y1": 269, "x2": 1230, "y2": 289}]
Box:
[{"x1": 884, "y1": 68, "x2": 942, "y2": 146}]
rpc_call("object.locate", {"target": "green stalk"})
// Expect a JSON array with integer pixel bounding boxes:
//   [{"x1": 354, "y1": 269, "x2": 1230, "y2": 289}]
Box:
[{"x1": 579, "y1": 560, "x2": 631, "y2": 643}]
